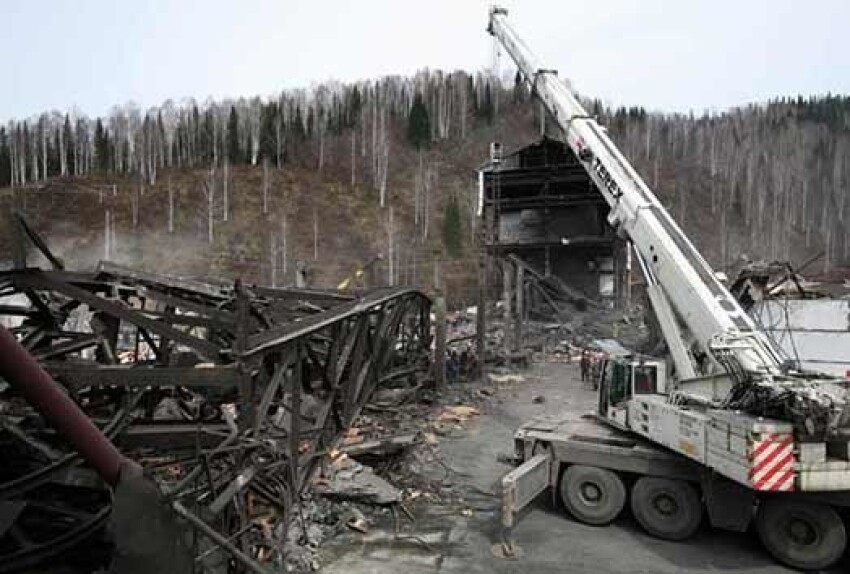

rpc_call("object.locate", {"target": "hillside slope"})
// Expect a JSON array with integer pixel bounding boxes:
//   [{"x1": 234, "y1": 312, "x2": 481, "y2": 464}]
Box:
[{"x1": 2, "y1": 74, "x2": 848, "y2": 302}]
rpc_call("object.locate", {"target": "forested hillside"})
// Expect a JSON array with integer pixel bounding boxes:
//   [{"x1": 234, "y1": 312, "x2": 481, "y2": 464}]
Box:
[
  {"x1": 1, "y1": 71, "x2": 848, "y2": 299},
  {"x1": 599, "y1": 95, "x2": 850, "y2": 271}
]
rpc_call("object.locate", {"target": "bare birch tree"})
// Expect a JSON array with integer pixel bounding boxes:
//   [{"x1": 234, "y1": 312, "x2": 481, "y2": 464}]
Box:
[
  {"x1": 222, "y1": 159, "x2": 230, "y2": 222},
  {"x1": 313, "y1": 206, "x2": 319, "y2": 261},
  {"x1": 203, "y1": 166, "x2": 216, "y2": 244},
  {"x1": 168, "y1": 178, "x2": 175, "y2": 234},
  {"x1": 270, "y1": 232, "x2": 278, "y2": 287},
  {"x1": 281, "y1": 215, "x2": 288, "y2": 279},
  {"x1": 387, "y1": 207, "x2": 395, "y2": 286},
  {"x1": 262, "y1": 158, "x2": 270, "y2": 215},
  {"x1": 104, "y1": 208, "x2": 111, "y2": 260}
]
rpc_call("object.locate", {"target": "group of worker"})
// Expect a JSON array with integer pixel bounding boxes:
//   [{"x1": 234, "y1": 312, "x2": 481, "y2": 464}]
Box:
[
  {"x1": 445, "y1": 347, "x2": 479, "y2": 384},
  {"x1": 443, "y1": 344, "x2": 601, "y2": 386},
  {"x1": 579, "y1": 348, "x2": 604, "y2": 389}
]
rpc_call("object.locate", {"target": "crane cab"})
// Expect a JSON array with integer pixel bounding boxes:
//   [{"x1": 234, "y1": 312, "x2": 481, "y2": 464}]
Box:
[{"x1": 597, "y1": 355, "x2": 666, "y2": 429}]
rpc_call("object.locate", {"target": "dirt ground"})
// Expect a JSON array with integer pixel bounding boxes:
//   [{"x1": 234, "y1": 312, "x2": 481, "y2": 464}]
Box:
[{"x1": 317, "y1": 361, "x2": 847, "y2": 574}]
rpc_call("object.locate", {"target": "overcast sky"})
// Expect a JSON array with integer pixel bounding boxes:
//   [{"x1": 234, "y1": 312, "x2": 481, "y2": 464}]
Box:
[{"x1": 3, "y1": 0, "x2": 850, "y2": 122}]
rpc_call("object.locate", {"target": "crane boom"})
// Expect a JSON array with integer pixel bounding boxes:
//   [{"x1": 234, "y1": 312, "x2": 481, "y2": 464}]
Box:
[
  {"x1": 488, "y1": 8, "x2": 781, "y2": 379},
  {"x1": 487, "y1": 7, "x2": 850, "y2": 436}
]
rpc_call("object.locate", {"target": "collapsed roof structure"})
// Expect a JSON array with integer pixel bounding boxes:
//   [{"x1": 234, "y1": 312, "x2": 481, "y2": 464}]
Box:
[{"x1": 0, "y1": 213, "x2": 432, "y2": 572}]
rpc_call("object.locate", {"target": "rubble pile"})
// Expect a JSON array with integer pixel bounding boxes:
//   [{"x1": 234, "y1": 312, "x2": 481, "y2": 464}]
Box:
[
  {"x1": 273, "y1": 383, "x2": 494, "y2": 570},
  {"x1": 458, "y1": 302, "x2": 648, "y2": 367},
  {"x1": 0, "y1": 225, "x2": 434, "y2": 574}
]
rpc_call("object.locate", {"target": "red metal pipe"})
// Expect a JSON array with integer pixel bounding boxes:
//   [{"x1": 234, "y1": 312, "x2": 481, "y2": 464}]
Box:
[{"x1": 0, "y1": 325, "x2": 126, "y2": 485}]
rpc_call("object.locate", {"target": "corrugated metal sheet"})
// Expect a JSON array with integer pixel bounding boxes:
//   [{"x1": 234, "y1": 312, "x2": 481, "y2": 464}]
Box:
[{"x1": 751, "y1": 299, "x2": 850, "y2": 377}]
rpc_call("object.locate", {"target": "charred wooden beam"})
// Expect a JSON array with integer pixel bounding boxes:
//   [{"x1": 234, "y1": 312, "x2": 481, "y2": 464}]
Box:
[
  {"x1": 33, "y1": 334, "x2": 101, "y2": 361},
  {"x1": 15, "y1": 271, "x2": 224, "y2": 361},
  {"x1": 96, "y1": 261, "x2": 229, "y2": 300},
  {"x1": 43, "y1": 364, "x2": 240, "y2": 390},
  {"x1": 12, "y1": 212, "x2": 65, "y2": 270}
]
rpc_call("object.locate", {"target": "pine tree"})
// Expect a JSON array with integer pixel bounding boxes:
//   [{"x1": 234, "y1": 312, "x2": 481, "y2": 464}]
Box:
[
  {"x1": 408, "y1": 93, "x2": 431, "y2": 149},
  {"x1": 49, "y1": 126, "x2": 60, "y2": 175},
  {"x1": 513, "y1": 71, "x2": 525, "y2": 103},
  {"x1": 94, "y1": 119, "x2": 109, "y2": 173},
  {"x1": 227, "y1": 106, "x2": 240, "y2": 163},
  {"x1": 63, "y1": 114, "x2": 73, "y2": 174},
  {"x1": 306, "y1": 107, "x2": 315, "y2": 137},
  {"x1": 0, "y1": 128, "x2": 10, "y2": 186},
  {"x1": 200, "y1": 109, "x2": 214, "y2": 163},
  {"x1": 292, "y1": 105, "x2": 306, "y2": 140},
  {"x1": 442, "y1": 194, "x2": 463, "y2": 257},
  {"x1": 19, "y1": 124, "x2": 28, "y2": 182},
  {"x1": 467, "y1": 75, "x2": 478, "y2": 116},
  {"x1": 259, "y1": 102, "x2": 277, "y2": 161},
  {"x1": 348, "y1": 86, "x2": 362, "y2": 128},
  {"x1": 480, "y1": 83, "x2": 495, "y2": 124}
]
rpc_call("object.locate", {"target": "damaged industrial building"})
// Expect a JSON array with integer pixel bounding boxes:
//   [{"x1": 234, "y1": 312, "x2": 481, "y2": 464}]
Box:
[
  {"x1": 2, "y1": 5, "x2": 850, "y2": 574},
  {"x1": 479, "y1": 136, "x2": 629, "y2": 310}
]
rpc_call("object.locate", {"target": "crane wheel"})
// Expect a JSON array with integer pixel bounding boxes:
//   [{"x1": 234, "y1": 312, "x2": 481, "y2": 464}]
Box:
[
  {"x1": 756, "y1": 499, "x2": 846, "y2": 571},
  {"x1": 630, "y1": 477, "x2": 702, "y2": 541},
  {"x1": 559, "y1": 465, "x2": 626, "y2": 526}
]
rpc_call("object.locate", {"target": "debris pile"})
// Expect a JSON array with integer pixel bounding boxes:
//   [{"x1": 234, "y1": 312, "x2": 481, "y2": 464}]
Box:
[
  {"x1": 317, "y1": 452, "x2": 403, "y2": 505},
  {"x1": 269, "y1": 387, "x2": 490, "y2": 570},
  {"x1": 0, "y1": 219, "x2": 434, "y2": 574}
]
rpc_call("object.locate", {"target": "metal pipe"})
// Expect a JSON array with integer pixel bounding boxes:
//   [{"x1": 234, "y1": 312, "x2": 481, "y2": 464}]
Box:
[{"x1": 0, "y1": 325, "x2": 126, "y2": 485}]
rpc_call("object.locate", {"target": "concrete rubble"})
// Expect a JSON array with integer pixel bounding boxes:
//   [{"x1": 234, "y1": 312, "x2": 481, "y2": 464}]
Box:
[{"x1": 317, "y1": 454, "x2": 403, "y2": 505}]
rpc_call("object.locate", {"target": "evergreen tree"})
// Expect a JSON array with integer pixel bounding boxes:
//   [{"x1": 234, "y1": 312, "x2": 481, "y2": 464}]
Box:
[
  {"x1": 348, "y1": 86, "x2": 362, "y2": 128},
  {"x1": 227, "y1": 106, "x2": 240, "y2": 163},
  {"x1": 292, "y1": 104, "x2": 306, "y2": 140},
  {"x1": 191, "y1": 105, "x2": 201, "y2": 164},
  {"x1": 407, "y1": 93, "x2": 431, "y2": 149},
  {"x1": 480, "y1": 83, "x2": 495, "y2": 124},
  {"x1": 0, "y1": 128, "x2": 10, "y2": 186},
  {"x1": 513, "y1": 71, "x2": 525, "y2": 103},
  {"x1": 143, "y1": 113, "x2": 153, "y2": 167},
  {"x1": 442, "y1": 194, "x2": 463, "y2": 257},
  {"x1": 50, "y1": 126, "x2": 61, "y2": 175},
  {"x1": 591, "y1": 99, "x2": 603, "y2": 118},
  {"x1": 306, "y1": 107, "x2": 315, "y2": 137},
  {"x1": 200, "y1": 109, "x2": 214, "y2": 162},
  {"x1": 468, "y1": 76, "x2": 478, "y2": 116},
  {"x1": 259, "y1": 102, "x2": 277, "y2": 161},
  {"x1": 18, "y1": 124, "x2": 27, "y2": 182},
  {"x1": 157, "y1": 111, "x2": 166, "y2": 163},
  {"x1": 23, "y1": 123, "x2": 31, "y2": 179},
  {"x1": 94, "y1": 119, "x2": 109, "y2": 173},
  {"x1": 63, "y1": 115, "x2": 74, "y2": 174}
]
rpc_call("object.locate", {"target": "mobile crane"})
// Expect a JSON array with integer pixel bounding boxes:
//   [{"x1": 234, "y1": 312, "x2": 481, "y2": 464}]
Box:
[{"x1": 489, "y1": 7, "x2": 850, "y2": 570}]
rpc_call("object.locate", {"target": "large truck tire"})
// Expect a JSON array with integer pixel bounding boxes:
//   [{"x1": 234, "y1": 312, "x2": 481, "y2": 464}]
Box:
[
  {"x1": 631, "y1": 477, "x2": 702, "y2": 541},
  {"x1": 559, "y1": 465, "x2": 626, "y2": 526},
  {"x1": 756, "y1": 499, "x2": 846, "y2": 571}
]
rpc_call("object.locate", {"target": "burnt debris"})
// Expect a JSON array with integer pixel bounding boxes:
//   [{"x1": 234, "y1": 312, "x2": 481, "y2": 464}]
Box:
[{"x1": 0, "y1": 215, "x2": 432, "y2": 573}]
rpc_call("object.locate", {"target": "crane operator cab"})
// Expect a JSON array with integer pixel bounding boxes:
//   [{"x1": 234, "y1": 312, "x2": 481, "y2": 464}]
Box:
[{"x1": 597, "y1": 355, "x2": 666, "y2": 429}]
